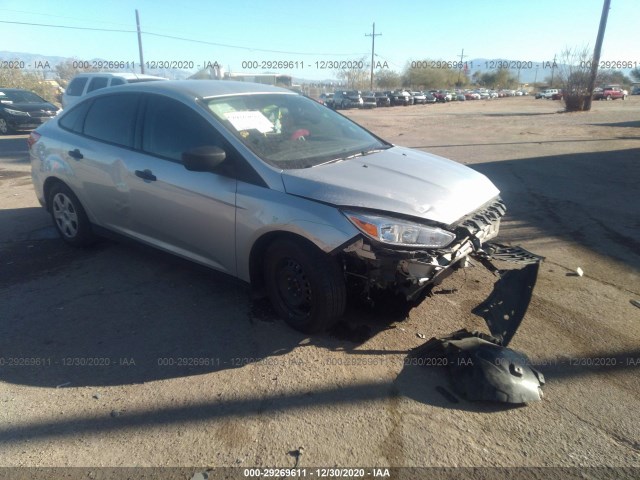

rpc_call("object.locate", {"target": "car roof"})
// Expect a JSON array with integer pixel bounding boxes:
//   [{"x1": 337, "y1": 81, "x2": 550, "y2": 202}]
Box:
[
  {"x1": 71, "y1": 72, "x2": 167, "y2": 80},
  {"x1": 80, "y1": 80, "x2": 297, "y2": 102}
]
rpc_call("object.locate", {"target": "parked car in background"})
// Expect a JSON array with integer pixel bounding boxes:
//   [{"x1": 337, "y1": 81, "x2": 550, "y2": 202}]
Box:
[
  {"x1": 425, "y1": 92, "x2": 438, "y2": 103},
  {"x1": 29, "y1": 80, "x2": 511, "y2": 333},
  {"x1": 411, "y1": 91, "x2": 427, "y2": 104},
  {"x1": 389, "y1": 90, "x2": 412, "y2": 106},
  {"x1": 333, "y1": 90, "x2": 363, "y2": 109},
  {"x1": 0, "y1": 88, "x2": 60, "y2": 134},
  {"x1": 537, "y1": 89, "x2": 559, "y2": 99},
  {"x1": 361, "y1": 92, "x2": 378, "y2": 109},
  {"x1": 551, "y1": 91, "x2": 564, "y2": 100},
  {"x1": 593, "y1": 85, "x2": 627, "y2": 100},
  {"x1": 319, "y1": 93, "x2": 334, "y2": 108},
  {"x1": 62, "y1": 72, "x2": 167, "y2": 108},
  {"x1": 374, "y1": 91, "x2": 391, "y2": 107}
]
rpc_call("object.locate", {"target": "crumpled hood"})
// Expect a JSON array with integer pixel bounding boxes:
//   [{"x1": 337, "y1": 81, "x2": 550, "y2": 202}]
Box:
[{"x1": 281, "y1": 146, "x2": 500, "y2": 226}]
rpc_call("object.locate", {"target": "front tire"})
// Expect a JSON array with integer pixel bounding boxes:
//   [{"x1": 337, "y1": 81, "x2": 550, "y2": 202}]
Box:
[
  {"x1": 264, "y1": 238, "x2": 346, "y2": 333},
  {"x1": 49, "y1": 183, "x2": 96, "y2": 247}
]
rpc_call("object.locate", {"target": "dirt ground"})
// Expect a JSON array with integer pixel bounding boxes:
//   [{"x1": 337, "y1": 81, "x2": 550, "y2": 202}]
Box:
[{"x1": 0, "y1": 96, "x2": 639, "y2": 475}]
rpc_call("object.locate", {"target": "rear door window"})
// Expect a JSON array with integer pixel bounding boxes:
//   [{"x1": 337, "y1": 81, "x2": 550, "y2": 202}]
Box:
[
  {"x1": 66, "y1": 77, "x2": 88, "y2": 96},
  {"x1": 87, "y1": 77, "x2": 109, "y2": 93}
]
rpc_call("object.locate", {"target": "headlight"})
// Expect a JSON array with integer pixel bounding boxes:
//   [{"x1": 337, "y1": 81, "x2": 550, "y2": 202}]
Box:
[
  {"x1": 344, "y1": 211, "x2": 455, "y2": 248},
  {"x1": 3, "y1": 108, "x2": 29, "y2": 117}
]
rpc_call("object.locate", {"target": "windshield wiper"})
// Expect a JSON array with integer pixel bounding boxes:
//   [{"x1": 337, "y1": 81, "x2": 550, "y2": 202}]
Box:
[{"x1": 315, "y1": 146, "x2": 389, "y2": 167}]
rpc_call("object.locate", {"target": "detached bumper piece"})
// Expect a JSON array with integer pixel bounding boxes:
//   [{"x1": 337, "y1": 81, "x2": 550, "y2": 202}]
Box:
[
  {"x1": 415, "y1": 329, "x2": 545, "y2": 404},
  {"x1": 472, "y1": 243, "x2": 544, "y2": 346},
  {"x1": 414, "y1": 243, "x2": 545, "y2": 404}
]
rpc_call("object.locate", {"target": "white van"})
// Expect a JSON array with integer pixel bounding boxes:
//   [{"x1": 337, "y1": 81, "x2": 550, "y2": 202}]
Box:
[{"x1": 62, "y1": 72, "x2": 167, "y2": 108}]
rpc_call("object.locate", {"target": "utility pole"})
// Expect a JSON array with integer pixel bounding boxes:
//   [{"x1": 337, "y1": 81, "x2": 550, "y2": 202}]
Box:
[
  {"x1": 135, "y1": 9, "x2": 145, "y2": 74},
  {"x1": 584, "y1": 0, "x2": 611, "y2": 110},
  {"x1": 457, "y1": 48, "x2": 467, "y2": 86},
  {"x1": 365, "y1": 23, "x2": 382, "y2": 90},
  {"x1": 550, "y1": 54, "x2": 557, "y2": 87}
]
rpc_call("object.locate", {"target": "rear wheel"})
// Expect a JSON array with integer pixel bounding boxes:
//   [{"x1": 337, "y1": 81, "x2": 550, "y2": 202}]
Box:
[
  {"x1": 264, "y1": 238, "x2": 346, "y2": 333},
  {"x1": 49, "y1": 183, "x2": 96, "y2": 247},
  {"x1": 0, "y1": 118, "x2": 13, "y2": 135}
]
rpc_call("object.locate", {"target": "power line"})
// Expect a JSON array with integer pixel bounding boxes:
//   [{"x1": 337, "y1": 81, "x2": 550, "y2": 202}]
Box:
[
  {"x1": 0, "y1": 19, "x2": 368, "y2": 57},
  {"x1": 0, "y1": 19, "x2": 134, "y2": 33}
]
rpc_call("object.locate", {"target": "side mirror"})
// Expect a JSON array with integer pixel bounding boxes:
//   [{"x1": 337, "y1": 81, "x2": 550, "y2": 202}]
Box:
[{"x1": 182, "y1": 146, "x2": 226, "y2": 172}]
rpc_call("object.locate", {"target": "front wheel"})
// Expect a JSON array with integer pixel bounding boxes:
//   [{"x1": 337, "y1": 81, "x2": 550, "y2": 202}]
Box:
[
  {"x1": 49, "y1": 183, "x2": 96, "y2": 247},
  {"x1": 264, "y1": 238, "x2": 346, "y2": 333}
]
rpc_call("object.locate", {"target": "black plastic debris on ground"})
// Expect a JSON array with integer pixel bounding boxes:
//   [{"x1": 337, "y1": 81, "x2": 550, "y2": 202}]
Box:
[
  {"x1": 472, "y1": 262, "x2": 540, "y2": 347},
  {"x1": 414, "y1": 329, "x2": 545, "y2": 404}
]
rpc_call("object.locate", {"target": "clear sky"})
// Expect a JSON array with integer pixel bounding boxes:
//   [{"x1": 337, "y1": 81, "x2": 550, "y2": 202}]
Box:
[{"x1": 0, "y1": 0, "x2": 637, "y2": 81}]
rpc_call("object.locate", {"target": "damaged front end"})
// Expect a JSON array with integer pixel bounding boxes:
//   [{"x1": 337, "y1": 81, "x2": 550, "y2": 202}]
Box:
[
  {"x1": 339, "y1": 198, "x2": 510, "y2": 302},
  {"x1": 339, "y1": 197, "x2": 548, "y2": 404}
]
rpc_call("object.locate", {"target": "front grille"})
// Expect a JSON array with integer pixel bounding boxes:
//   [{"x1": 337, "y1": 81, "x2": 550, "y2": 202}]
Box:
[{"x1": 458, "y1": 198, "x2": 506, "y2": 235}]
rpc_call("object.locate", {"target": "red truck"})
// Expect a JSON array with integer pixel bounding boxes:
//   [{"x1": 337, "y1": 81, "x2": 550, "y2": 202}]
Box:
[{"x1": 593, "y1": 85, "x2": 628, "y2": 100}]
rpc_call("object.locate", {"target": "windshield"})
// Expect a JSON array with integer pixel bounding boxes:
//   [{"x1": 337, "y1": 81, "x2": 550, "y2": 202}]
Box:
[
  {"x1": 0, "y1": 90, "x2": 47, "y2": 104},
  {"x1": 205, "y1": 93, "x2": 389, "y2": 169}
]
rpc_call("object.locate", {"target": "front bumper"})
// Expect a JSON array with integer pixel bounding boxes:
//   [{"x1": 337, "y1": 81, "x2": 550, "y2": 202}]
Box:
[
  {"x1": 340, "y1": 198, "x2": 516, "y2": 298},
  {"x1": 3, "y1": 114, "x2": 53, "y2": 131}
]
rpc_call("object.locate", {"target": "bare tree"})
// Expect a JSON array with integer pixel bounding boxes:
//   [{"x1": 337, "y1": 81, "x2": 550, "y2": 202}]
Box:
[
  {"x1": 555, "y1": 46, "x2": 592, "y2": 111},
  {"x1": 334, "y1": 57, "x2": 370, "y2": 90},
  {"x1": 0, "y1": 62, "x2": 59, "y2": 103}
]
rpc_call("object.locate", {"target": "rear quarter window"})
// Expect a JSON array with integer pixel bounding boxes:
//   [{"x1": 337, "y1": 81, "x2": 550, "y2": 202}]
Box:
[
  {"x1": 58, "y1": 101, "x2": 91, "y2": 133},
  {"x1": 83, "y1": 94, "x2": 139, "y2": 148}
]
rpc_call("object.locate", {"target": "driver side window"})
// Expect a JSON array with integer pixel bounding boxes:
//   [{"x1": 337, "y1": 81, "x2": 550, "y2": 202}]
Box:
[{"x1": 142, "y1": 95, "x2": 224, "y2": 163}]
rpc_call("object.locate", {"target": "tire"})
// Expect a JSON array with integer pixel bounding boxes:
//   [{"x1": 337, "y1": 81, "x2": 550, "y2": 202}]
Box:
[
  {"x1": 48, "y1": 183, "x2": 96, "y2": 247},
  {"x1": 0, "y1": 117, "x2": 13, "y2": 135},
  {"x1": 264, "y1": 238, "x2": 346, "y2": 333}
]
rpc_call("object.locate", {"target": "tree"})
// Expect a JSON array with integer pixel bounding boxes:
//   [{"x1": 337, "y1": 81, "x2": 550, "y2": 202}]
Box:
[
  {"x1": 555, "y1": 46, "x2": 592, "y2": 112},
  {"x1": 478, "y1": 69, "x2": 518, "y2": 89},
  {"x1": 596, "y1": 70, "x2": 631, "y2": 86},
  {"x1": 0, "y1": 62, "x2": 59, "y2": 103},
  {"x1": 55, "y1": 59, "x2": 97, "y2": 87},
  {"x1": 631, "y1": 67, "x2": 640, "y2": 82},
  {"x1": 402, "y1": 59, "x2": 459, "y2": 89},
  {"x1": 375, "y1": 69, "x2": 401, "y2": 90},
  {"x1": 334, "y1": 57, "x2": 370, "y2": 90}
]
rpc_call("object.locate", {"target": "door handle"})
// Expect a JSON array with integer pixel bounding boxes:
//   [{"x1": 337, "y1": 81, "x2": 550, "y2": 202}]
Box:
[
  {"x1": 135, "y1": 169, "x2": 157, "y2": 181},
  {"x1": 68, "y1": 149, "x2": 83, "y2": 160}
]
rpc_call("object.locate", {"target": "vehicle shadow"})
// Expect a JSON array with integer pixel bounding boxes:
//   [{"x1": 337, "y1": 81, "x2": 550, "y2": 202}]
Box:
[
  {"x1": 0, "y1": 205, "x2": 418, "y2": 389},
  {"x1": 471, "y1": 147, "x2": 640, "y2": 271},
  {"x1": 0, "y1": 134, "x2": 29, "y2": 162},
  {"x1": 590, "y1": 120, "x2": 640, "y2": 129}
]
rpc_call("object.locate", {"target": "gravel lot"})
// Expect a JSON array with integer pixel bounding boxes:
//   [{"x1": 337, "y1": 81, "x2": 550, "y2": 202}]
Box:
[{"x1": 0, "y1": 96, "x2": 639, "y2": 475}]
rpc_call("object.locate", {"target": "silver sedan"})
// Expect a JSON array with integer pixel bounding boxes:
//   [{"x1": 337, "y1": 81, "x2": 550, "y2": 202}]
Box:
[{"x1": 30, "y1": 80, "x2": 505, "y2": 333}]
